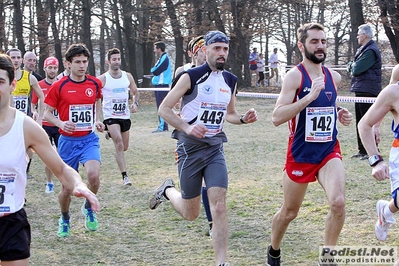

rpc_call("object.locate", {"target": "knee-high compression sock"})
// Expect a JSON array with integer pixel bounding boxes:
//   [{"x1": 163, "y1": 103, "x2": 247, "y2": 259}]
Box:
[
  {"x1": 202, "y1": 186, "x2": 212, "y2": 223},
  {"x1": 26, "y1": 158, "x2": 32, "y2": 173}
]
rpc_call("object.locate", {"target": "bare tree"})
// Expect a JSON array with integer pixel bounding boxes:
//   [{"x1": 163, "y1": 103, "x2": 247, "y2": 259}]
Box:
[
  {"x1": 378, "y1": 0, "x2": 399, "y2": 62},
  {"x1": 165, "y1": 0, "x2": 183, "y2": 72},
  {"x1": 48, "y1": 0, "x2": 63, "y2": 72},
  {"x1": 36, "y1": 0, "x2": 50, "y2": 76},
  {"x1": 348, "y1": 0, "x2": 365, "y2": 56},
  {"x1": 82, "y1": 0, "x2": 95, "y2": 75},
  {"x1": 13, "y1": 0, "x2": 25, "y2": 54},
  {"x1": 0, "y1": 1, "x2": 10, "y2": 51}
]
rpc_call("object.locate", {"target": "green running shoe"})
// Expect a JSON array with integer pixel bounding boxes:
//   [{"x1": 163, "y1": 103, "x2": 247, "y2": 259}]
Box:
[
  {"x1": 81, "y1": 203, "x2": 98, "y2": 231},
  {"x1": 57, "y1": 217, "x2": 70, "y2": 237}
]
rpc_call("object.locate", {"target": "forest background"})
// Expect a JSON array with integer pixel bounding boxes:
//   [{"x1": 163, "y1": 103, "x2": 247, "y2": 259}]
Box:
[
  {"x1": 1, "y1": 0, "x2": 399, "y2": 88},
  {"x1": 2, "y1": 0, "x2": 399, "y2": 264}
]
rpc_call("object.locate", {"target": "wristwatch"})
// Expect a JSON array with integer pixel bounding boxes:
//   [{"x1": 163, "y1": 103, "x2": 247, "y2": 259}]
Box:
[{"x1": 368, "y1": 154, "x2": 383, "y2": 167}]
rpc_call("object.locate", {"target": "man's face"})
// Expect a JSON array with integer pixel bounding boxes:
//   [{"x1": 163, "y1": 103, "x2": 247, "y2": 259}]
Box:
[
  {"x1": 67, "y1": 55, "x2": 88, "y2": 79},
  {"x1": 153, "y1": 45, "x2": 160, "y2": 56},
  {"x1": 23, "y1": 53, "x2": 37, "y2": 72},
  {"x1": 44, "y1": 65, "x2": 59, "y2": 80},
  {"x1": 108, "y1": 53, "x2": 121, "y2": 70},
  {"x1": 0, "y1": 69, "x2": 16, "y2": 109},
  {"x1": 206, "y1": 42, "x2": 229, "y2": 70},
  {"x1": 357, "y1": 30, "x2": 367, "y2": 46},
  {"x1": 301, "y1": 29, "x2": 327, "y2": 64},
  {"x1": 194, "y1": 48, "x2": 206, "y2": 66},
  {"x1": 9, "y1": 51, "x2": 22, "y2": 70}
]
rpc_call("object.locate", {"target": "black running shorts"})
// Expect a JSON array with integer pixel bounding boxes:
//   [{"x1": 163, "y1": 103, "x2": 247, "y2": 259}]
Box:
[
  {"x1": 103, "y1": 118, "x2": 132, "y2": 133},
  {"x1": 0, "y1": 208, "x2": 31, "y2": 261}
]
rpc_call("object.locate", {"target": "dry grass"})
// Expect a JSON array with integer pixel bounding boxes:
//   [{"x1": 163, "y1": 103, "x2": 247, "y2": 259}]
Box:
[{"x1": 25, "y1": 90, "x2": 398, "y2": 265}]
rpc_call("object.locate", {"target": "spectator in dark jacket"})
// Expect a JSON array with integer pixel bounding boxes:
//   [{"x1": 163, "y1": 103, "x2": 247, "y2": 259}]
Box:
[{"x1": 348, "y1": 23, "x2": 382, "y2": 160}]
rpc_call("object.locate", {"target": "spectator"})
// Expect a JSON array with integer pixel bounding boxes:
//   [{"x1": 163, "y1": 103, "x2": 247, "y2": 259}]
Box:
[
  {"x1": 151, "y1": 41, "x2": 172, "y2": 133},
  {"x1": 249, "y1": 47, "x2": 259, "y2": 86},
  {"x1": 268, "y1": 48, "x2": 280, "y2": 87},
  {"x1": 257, "y1": 53, "x2": 265, "y2": 86},
  {"x1": 348, "y1": 23, "x2": 382, "y2": 160}
]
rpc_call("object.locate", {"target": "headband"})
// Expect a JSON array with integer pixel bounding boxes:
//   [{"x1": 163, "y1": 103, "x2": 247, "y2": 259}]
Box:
[
  {"x1": 192, "y1": 37, "x2": 204, "y2": 55},
  {"x1": 204, "y1": 31, "x2": 229, "y2": 46}
]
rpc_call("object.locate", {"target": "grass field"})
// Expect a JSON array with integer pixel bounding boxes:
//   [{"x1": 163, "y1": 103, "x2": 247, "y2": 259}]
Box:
[{"x1": 25, "y1": 91, "x2": 398, "y2": 265}]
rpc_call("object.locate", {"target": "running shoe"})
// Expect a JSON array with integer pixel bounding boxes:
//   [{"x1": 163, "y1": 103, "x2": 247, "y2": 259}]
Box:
[
  {"x1": 45, "y1": 182, "x2": 54, "y2": 193},
  {"x1": 375, "y1": 200, "x2": 396, "y2": 241},
  {"x1": 57, "y1": 217, "x2": 70, "y2": 237},
  {"x1": 267, "y1": 245, "x2": 281, "y2": 266},
  {"x1": 82, "y1": 202, "x2": 98, "y2": 231},
  {"x1": 149, "y1": 178, "x2": 175, "y2": 210},
  {"x1": 123, "y1": 175, "x2": 132, "y2": 186}
]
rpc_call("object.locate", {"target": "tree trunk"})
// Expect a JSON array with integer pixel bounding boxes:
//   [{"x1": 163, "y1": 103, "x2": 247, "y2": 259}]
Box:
[
  {"x1": 99, "y1": 0, "x2": 106, "y2": 74},
  {"x1": 13, "y1": 0, "x2": 25, "y2": 54},
  {"x1": 36, "y1": 0, "x2": 49, "y2": 77},
  {"x1": 378, "y1": 0, "x2": 399, "y2": 63},
  {"x1": 49, "y1": 0, "x2": 63, "y2": 72},
  {"x1": 0, "y1": 2, "x2": 6, "y2": 50},
  {"x1": 82, "y1": 0, "x2": 95, "y2": 75},
  {"x1": 165, "y1": 0, "x2": 183, "y2": 72},
  {"x1": 120, "y1": 0, "x2": 138, "y2": 78},
  {"x1": 348, "y1": 0, "x2": 365, "y2": 56}
]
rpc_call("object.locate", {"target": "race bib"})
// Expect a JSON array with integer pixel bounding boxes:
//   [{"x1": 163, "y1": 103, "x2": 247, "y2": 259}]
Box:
[
  {"x1": 43, "y1": 107, "x2": 59, "y2": 123},
  {"x1": 112, "y1": 98, "x2": 128, "y2": 116},
  {"x1": 69, "y1": 104, "x2": 93, "y2": 131},
  {"x1": 198, "y1": 102, "x2": 227, "y2": 137},
  {"x1": 0, "y1": 172, "x2": 16, "y2": 215},
  {"x1": 13, "y1": 95, "x2": 28, "y2": 114},
  {"x1": 305, "y1": 106, "x2": 335, "y2": 142}
]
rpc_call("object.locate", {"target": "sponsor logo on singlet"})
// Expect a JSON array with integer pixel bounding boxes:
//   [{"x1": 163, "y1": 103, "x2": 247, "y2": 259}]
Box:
[
  {"x1": 85, "y1": 88, "x2": 94, "y2": 97},
  {"x1": 203, "y1": 85, "x2": 213, "y2": 95},
  {"x1": 292, "y1": 170, "x2": 304, "y2": 176}
]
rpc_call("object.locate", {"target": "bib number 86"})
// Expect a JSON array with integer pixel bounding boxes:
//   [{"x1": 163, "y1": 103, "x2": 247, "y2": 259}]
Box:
[{"x1": 15, "y1": 100, "x2": 26, "y2": 110}]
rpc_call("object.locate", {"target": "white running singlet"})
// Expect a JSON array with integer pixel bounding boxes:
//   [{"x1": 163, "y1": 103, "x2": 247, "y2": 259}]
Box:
[
  {"x1": 0, "y1": 111, "x2": 27, "y2": 216},
  {"x1": 102, "y1": 71, "x2": 131, "y2": 120}
]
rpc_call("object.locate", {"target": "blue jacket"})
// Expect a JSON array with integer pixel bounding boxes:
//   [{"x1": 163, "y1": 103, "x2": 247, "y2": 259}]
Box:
[
  {"x1": 350, "y1": 40, "x2": 382, "y2": 95},
  {"x1": 151, "y1": 52, "x2": 172, "y2": 86}
]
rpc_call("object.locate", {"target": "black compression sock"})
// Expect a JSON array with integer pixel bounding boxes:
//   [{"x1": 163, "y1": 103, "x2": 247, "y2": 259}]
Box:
[
  {"x1": 269, "y1": 245, "x2": 281, "y2": 257},
  {"x1": 27, "y1": 158, "x2": 32, "y2": 173},
  {"x1": 122, "y1": 172, "x2": 127, "y2": 180}
]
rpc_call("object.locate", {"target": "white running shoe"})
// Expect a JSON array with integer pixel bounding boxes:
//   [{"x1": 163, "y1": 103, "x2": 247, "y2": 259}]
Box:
[
  {"x1": 375, "y1": 200, "x2": 396, "y2": 241},
  {"x1": 45, "y1": 182, "x2": 54, "y2": 193},
  {"x1": 123, "y1": 176, "x2": 132, "y2": 186}
]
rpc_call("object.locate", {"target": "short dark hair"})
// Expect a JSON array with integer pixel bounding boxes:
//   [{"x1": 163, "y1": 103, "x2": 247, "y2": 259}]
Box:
[
  {"x1": 107, "y1": 48, "x2": 120, "y2": 60},
  {"x1": 297, "y1": 23, "x2": 325, "y2": 44},
  {"x1": 0, "y1": 54, "x2": 15, "y2": 84},
  {"x1": 6, "y1": 48, "x2": 21, "y2": 57},
  {"x1": 65, "y1": 43, "x2": 91, "y2": 62},
  {"x1": 154, "y1": 41, "x2": 166, "y2": 52}
]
